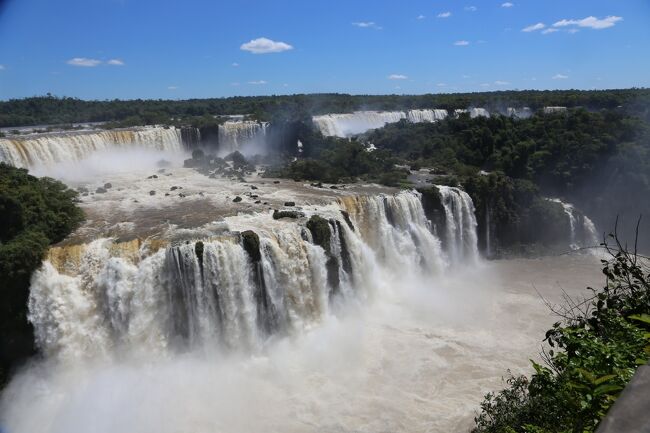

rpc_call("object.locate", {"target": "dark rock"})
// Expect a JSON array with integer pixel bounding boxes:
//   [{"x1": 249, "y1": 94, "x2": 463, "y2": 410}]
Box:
[
  {"x1": 330, "y1": 186, "x2": 338, "y2": 190},
  {"x1": 149, "y1": 190, "x2": 156, "y2": 196},
  {"x1": 273, "y1": 180, "x2": 280, "y2": 184},
  {"x1": 103, "y1": 183, "x2": 112, "y2": 189},
  {"x1": 233, "y1": 196, "x2": 243, "y2": 203},
  {"x1": 306, "y1": 215, "x2": 332, "y2": 254},
  {"x1": 250, "y1": 185, "x2": 258, "y2": 190},
  {"x1": 95, "y1": 187, "x2": 107, "y2": 194},
  {"x1": 195, "y1": 241, "x2": 204, "y2": 270},
  {"x1": 240, "y1": 230, "x2": 261, "y2": 262},
  {"x1": 255, "y1": 200, "x2": 261, "y2": 204},
  {"x1": 284, "y1": 201, "x2": 296, "y2": 207},
  {"x1": 273, "y1": 210, "x2": 304, "y2": 220},
  {"x1": 170, "y1": 186, "x2": 179, "y2": 191}
]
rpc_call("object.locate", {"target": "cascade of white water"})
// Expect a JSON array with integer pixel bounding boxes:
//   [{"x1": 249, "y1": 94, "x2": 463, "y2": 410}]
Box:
[
  {"x1": 27, "y1": 190, "x2": 477, "y2": 361},
  {"x1": 548, "y1": 198, "x2": 599, "y2": 249},
  {"x1": 506, "y1": 107, "x2": 533, "y2": 119},
  {"x1": 406, "y1": 109, "x2": 448, "y2": 123},
  {"x1": 217, "y1": 121, "x2": 268, "y2": 154},
  {"x1": 313, "y1": 109, "x2": 454, "y2": 137},
  {"x1": 312, "y1": 111, "x2": 406, "y2": 137},
  {"x1": 0, "y1": 127, "x2": 184, "y2": 168},
  {"x1": 436, "y1": 186, "x2": 480, "y2": 264}
]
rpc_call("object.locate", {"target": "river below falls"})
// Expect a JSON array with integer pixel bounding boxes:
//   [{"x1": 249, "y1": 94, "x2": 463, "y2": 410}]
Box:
[{"x1": 0, "y1": 253, "x2": 602, "y2": 433}]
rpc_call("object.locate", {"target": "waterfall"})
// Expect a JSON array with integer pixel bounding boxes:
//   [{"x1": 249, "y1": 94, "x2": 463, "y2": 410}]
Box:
[
  {"x1": 406, "y1": 109, "x2": 448, "y2": 123},
  {"x1": 28, "y1": 190, "x2": 475, "y2": 361},
  {"x1": 436, "y1": 186, "x2": 480, "y2": 264},
  {"x1": 312, "y1": 110, "x2": 456, "y2": 137},
  {"x1": 217, "y1": 121, "x2": 268, "y2": 155},
  {"x1": 0, "y1": 126, "x2": 184, "y2": 168},
  {"x1": 548, "y1": 198, "x2": 599, "y2": 249},
  {"x1": 312, "y1": 111, "x2": 406, "y2": 138},
  {"x1": 507, "y1": 107, "x2": 533, "y2": 119}
]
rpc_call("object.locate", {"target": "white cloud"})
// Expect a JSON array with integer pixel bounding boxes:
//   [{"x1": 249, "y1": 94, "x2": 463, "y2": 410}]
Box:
[
  {"x1": 542, "y1": 28, "x2": 559, "y2": 34},
  {"x1": 167, "y1": 86, "x2": 178, "y2": 90},
  {"x1": 67, "y1": 57, "x2": 102, "y2": 67},
  {"x1": 437, "y1": 83, "x2": 447, "y2": 87},
  {"x1": 501, "y1": 2, "x2": 514, "y2": 7},
  {"x1": 240, "y1": 37, "x2": 293, "y2": 54},
  {"x1": 522, "y1": 22, "x2": 545, "y2": 32},
  {"x1": 568, "y1": 28, "x2": 580, "y2": 34},
  {"x1": 107, "y1": 59, "x2": 124, "y2": 66},
  {"x1": 352, "y1": 21, "x2": 382, "y2": 29},
  {"x1": 248, "y1": 80, "x2": 267, "y2": 85},
  {"x1": 417, "y1": 14, "x2": 425, "y2": 20},
  {"x1": 0, "y1": 65, "x2": 5, "y2": 70},
  {"x1": 464, "y1": 6, "x2": 477, "y2": 12},
  {"x1": 232, "y1": 62, "x2": 240, "y2": 67},
  {"x1": 553, "y1": 16, "x2": 622, "y2": 30},
  {"x1": 454, "y1": 40, "x2": 470, "y2": 46},
  {"x1": 495, "y1": 80, "x2": 510, "y2": 85},
  {"x1": 388, "y1": 74, "x2": 408, "y2": 80},
  {"x1": 552, "y1": 74, "x2": 569, "y2": 80},
  {"x1": 437, "y1": 11, "x2": 452, "y2": 18}
]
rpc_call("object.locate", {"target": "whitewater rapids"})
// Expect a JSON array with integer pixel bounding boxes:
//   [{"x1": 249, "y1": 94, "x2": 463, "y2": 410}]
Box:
[{"x1": 0, "y1": 254, "x2": 601, "y2": 433}]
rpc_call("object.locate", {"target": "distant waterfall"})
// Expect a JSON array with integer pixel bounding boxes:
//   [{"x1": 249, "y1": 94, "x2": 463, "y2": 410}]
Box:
[
  {"x1": 437, "y1": 186, "x2": 480, "y2": 264},
  {"x1": 217, "y1": 121, "x2": 268, "y2": 154},
  {"x1": 312, "y1": 111, "x2": 406, "y2": 138},
  {"x1": 507, "y1": 107, "x2": 533, "y2": 119},
  {"x1": 406, "y1": 109, "x2": 448, "y2": 123},
  {"x1": 548, "y1": 198, "x2": 599, "y2": 249},
  {"x1": 0, "y1": 126, "x2": 184, "y2": 168},
  {"x1": 312, "y1": 110, "x2": 457, "y2": 137},
  {"x1": 28, "y1": 190, "x2": 475, "y2": 360}
]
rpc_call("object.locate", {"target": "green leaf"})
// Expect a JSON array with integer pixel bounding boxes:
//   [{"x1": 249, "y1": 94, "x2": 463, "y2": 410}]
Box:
[
  {"x1": 594, "y1": 374, "x2": 617, "y2": 385},
  {"x1": 629, "y1": 314, "x2": 650, "y2": 325},
  {"x1": 594, "y1": 384, "x2": 622, "y2": 396}
]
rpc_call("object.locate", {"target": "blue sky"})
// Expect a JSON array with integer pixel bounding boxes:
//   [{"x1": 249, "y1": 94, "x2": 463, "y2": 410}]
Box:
[{"x1": 0, "y1": 0, "x2": 648, "y2": 100}]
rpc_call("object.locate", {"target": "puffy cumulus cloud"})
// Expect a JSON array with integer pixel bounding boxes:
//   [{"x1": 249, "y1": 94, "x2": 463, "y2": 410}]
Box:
[
  {"x1": 454, "y1": 40, "x2": 470, "y2": 46},
  {"x1": 501, "y1": 2, "x2": 514, "y2": 7},
  {"x1": 437, "y1": 11, "x2": 452, "y2": 18},
  {"x1": 522, "y1": 22, "x2": 545, "y2": 32},
  {"x1": 553, "y1": 16, "x2": 622, "y2": 30},
  {"x1": 388, "y1": 74, "x2": 408, "y2": 80},
  {"x1": 240, "y1": 37, "x2": 293, "y2": 54},
  {"x1": 542, "y1": 28, "x2": 559, "y2": 34},
  {"x1": 552, "y1": 74, "x2": 569, "y2": 80},
  {"x1": 416, "y1": 15, "x2": 425, "y2": 20},
  {"x1": 231, "y1": 62, "x2": 240, "y2": 67},
  {"x1": 67, "y1": 57, "x2": 102, "y2": 67},
  {"x1": 248, "y1": 80, "x2": 268, "y2": 85},
  {"x1": 107, "y1": 59, "x2": 125, "y2": 66},
  {"x1": 352, "y1": 21, "x2": 382, "y2": 29},
  {"x1": 464, "y1": 6, "x2": 477, "y2": 12}
]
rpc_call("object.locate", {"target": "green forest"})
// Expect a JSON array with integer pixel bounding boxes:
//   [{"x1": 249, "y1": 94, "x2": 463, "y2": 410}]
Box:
[{"x1": 1, "y1": 88, "x2": 649, "y2": 128}]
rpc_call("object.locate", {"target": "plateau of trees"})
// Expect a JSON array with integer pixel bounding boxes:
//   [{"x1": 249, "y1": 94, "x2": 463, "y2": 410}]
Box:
[
  {"x1": 0, "y1": 163, "x2": 84, "y2": 385},
  {"x1": 1, "y1": 88, "x2": 649, "y2": 128}
]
